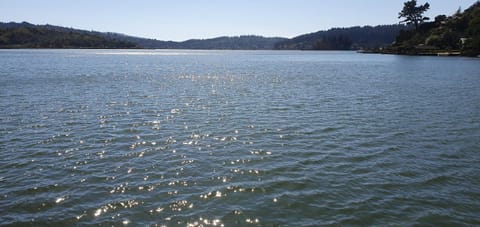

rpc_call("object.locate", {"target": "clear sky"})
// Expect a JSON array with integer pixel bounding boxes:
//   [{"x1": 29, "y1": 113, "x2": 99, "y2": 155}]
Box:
[{"x1": 0, "y1": 0, "x2": 477, "y2": 41}]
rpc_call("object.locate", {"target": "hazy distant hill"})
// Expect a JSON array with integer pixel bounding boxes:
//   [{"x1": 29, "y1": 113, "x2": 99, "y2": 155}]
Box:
[
  {"x1": 275, "y1": 25, "x2": 410, "y2": 50},
  {"x1": 0, "y1": 22, "x2": 137, "y2": 48},
  {"x1": 99, "y1": 32, "x2": 179, "y2": 49},
  {"x1": 0, "y1": 22, "x2": 287, "y2": 49},
  {"x1": 100, "y1": 34, "x2": 286, "y2": 50},
  {"x1": 178, "y1": 36, "x2": 287, "y2": 50}
]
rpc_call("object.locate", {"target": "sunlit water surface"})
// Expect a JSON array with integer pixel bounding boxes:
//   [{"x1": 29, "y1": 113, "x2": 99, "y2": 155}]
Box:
[{"x1": 1, "y1": 50, "x2": 479, "y2": 225}]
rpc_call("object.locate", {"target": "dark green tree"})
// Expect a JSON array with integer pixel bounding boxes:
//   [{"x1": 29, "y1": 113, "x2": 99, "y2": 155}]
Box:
[{"x1": 399, "y1": 0, "x2": 430, "y2": 30}]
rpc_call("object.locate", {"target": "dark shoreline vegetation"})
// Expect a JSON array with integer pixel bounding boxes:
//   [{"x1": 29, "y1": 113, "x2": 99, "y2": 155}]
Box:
[{"x1": 0, "y1": 1, "x2": 479, "y2": 56}]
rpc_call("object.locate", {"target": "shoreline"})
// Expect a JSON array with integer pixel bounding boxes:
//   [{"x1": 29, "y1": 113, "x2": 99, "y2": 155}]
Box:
[{"x1": 358, "y1": 49, "x2": 479, "y2": 57}]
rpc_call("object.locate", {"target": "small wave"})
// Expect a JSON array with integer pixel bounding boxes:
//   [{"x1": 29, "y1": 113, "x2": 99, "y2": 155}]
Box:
[
  {"x1": 321, "y1": 127, "x2": 340, "y2": 133},
  {"x1": 421, "y1": 175, "x2": 453, "y2": 186}
]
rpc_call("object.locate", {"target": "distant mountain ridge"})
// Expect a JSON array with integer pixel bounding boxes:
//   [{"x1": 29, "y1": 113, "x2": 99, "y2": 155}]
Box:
[
  {"x1": 274, "y1": 25, "x2": 410, "y2": 50},
  {"x1": 1, "y1": 21, "x2": 407, "y2": 50},
  {"x1": 0, "y1": 22, "x2": 287, "y2": 49},
  {"x1": 179, "y1": 36, "x2": 288, "y2": 50}
]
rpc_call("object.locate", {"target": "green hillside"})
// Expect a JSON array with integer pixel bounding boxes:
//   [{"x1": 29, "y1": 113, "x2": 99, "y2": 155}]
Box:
[
  {"x1": 0, "y1": 23, "x2": 137, "y2": 48},
  {"x1": 384, "y1": 1, "x2": 480, "y2": 56}
]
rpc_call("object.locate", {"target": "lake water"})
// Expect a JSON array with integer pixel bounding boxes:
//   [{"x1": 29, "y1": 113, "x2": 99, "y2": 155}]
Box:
[{"x1": 0, "y1": 49, "x2": 479, "y2": 226}]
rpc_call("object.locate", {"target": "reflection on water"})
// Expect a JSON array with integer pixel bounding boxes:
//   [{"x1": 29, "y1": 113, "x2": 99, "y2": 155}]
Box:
[{"x1": 0, "y1": 50, "x2": 479, "y2": 225}]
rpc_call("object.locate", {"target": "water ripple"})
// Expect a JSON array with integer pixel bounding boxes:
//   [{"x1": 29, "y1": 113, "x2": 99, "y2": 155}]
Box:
[{"x1": 1, "y1": 50, "x2": 479, "y2": 225}]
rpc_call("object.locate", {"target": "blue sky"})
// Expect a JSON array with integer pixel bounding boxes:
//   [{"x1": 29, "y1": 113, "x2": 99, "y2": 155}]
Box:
[{"x1": 0, "y1": 0, "x2": 477, "y2": 41}]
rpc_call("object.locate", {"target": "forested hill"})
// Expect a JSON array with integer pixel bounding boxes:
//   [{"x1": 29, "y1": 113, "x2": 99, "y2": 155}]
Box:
[
  {"x1": 1, "y1": 22, "x2": 409, "y2": 50},
  {"x1": 97, "y1": 34, "x2": 286, "y2": 49},
  {"x1": 275, "y1": 25, "x2": 409, "y2": 50},
  {"x1": 0, "y1": 22, "x2": 138, "y2": 48},
  {"x1": 177, "y1": 36, "x2": 287, "y2": 50},
  {"x1": 385, "y1": 1, "x2": 480, "y2": 56},
  {"x1": 0, "y1": 22, "x2": 286, "y2": 49}
]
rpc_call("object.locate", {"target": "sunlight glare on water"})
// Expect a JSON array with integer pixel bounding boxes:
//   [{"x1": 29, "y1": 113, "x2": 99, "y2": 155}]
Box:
[{"x1": 0, "y1": 49, "x2": 479, "y2": 225}]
